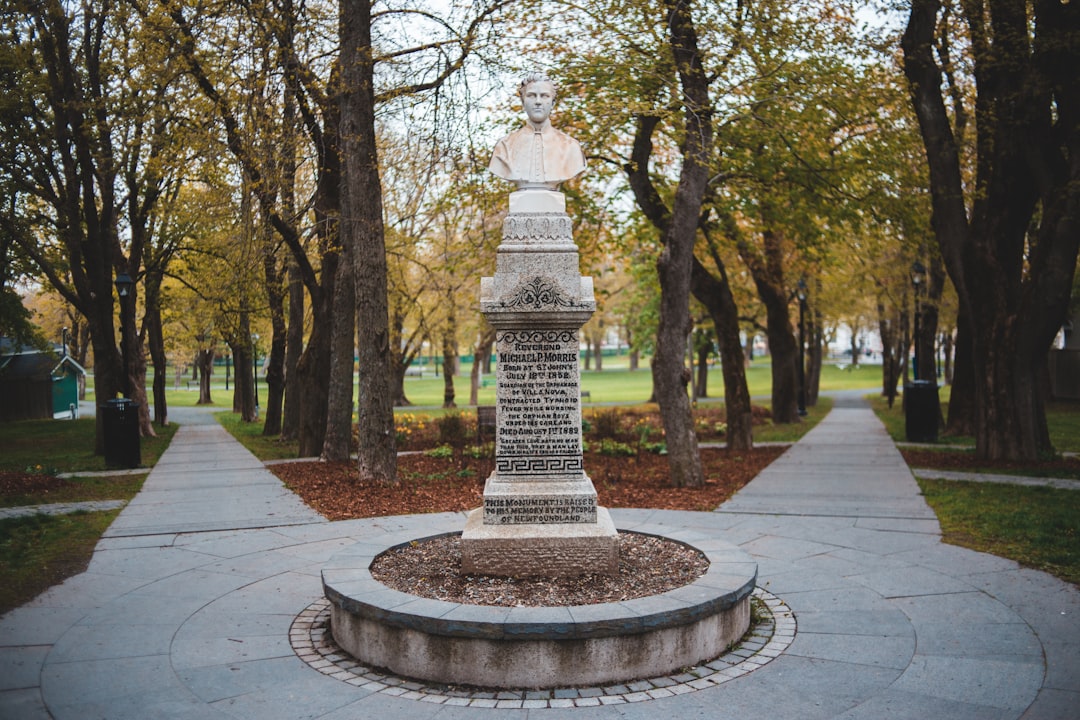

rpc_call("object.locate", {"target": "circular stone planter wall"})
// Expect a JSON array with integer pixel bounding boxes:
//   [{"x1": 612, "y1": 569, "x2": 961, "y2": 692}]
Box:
[{"x1": 321, "y1": 530, "x2": 757, "y2": 689}]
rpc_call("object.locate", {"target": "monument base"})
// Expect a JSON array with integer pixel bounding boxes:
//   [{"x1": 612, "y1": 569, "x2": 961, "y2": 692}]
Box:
[
  {"x1": 480, "y1": 474, "x2": 599, "y2": 524},
  {"x1": 460, "y1": 506, "x2": 619, "y2": 577}
]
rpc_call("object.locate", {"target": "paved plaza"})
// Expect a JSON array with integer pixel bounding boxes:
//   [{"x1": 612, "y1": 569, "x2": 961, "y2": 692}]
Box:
[{"x1": 1, "y1": 396, "x2": 1077, "y2": 719}]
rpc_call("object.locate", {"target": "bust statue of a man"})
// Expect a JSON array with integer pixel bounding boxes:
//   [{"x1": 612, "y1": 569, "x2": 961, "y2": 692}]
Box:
[{"x1": 488, "y1": 72, "x2": 587, "y2": 190}]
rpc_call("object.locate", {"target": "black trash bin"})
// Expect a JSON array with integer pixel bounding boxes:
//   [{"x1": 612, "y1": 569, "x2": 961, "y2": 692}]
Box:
[
  {"x1": 101, "y1": 398, "x2": 141, "y2": 468},
  {"x1": 905, "y1": 380, "x2": 940, "y2": 443}
]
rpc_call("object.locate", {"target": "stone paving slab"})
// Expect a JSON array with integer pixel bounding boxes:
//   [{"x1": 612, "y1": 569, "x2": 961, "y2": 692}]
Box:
[{"x1": 102, "y1": 423, "x2": 324, "y2": 538}]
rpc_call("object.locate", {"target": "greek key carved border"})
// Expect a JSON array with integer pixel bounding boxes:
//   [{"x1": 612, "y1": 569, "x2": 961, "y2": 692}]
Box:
[{"x1": 495, "y1": 456, "x2": 584, "y2": 474}]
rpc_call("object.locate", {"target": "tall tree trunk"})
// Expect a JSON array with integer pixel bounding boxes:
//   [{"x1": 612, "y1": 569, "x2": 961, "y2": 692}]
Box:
[
  {"x1": 916, "y1": 255, "x2": 947, "y2": 383},
  {"x1": 618, "y1": 21, "x2": 754, "y2": 451},
  {"x1": 690, "y1": 260, "x2": 753, "y2": 450},
  {"x1": 389, "y1": 305, "x2": 412, "y2": 406},
  {"x1": 442, "y1": 309, "x2": 457, "y2": 409},
  {"x1": 130, "y1": 331, "x2": 154, "y2": 436},
  {"x1": 738, "y1": 228, "x2": 800, "y2": 424},
  {"x1": 469, "y1": 326, "x2": 495, "y2": 406},
  {"x1": 946, "y1": 315, "x2": 980, "y2": 433},
  {"x1": 195, "y1": 349, "x2": 214, "y2": 405},
  {"x1": 295, "y1": 97, "x2": 340, "y2": 457},
  {"x1": 229, "y1": 338, "x2": 257, "y2": 422},
  {"x1": 89, "y1": 316, "x2": 124, "y2": 455},
  {"x1": 281, "y1": 260, "x2": 304, "y2": 440},
  {"x1": 391, "y1": 362, "x2": 410, "y2": 407},
  {"x1": 902, "y1": 0, "x2": 1080, "y2": 460},
  {"x1": 118, "y1": 279, "x2": 154, "y2": 437},
  {"x1": 143, "y1": 272, "x2": 168, "y2": 427},
  {"x1": 763, "y1": 306, "x2": 799, "y2": 423},
  {"x1": 296, "y1": 314, "x2": 333, "y2": 457},
  {"x1": 322, "y1": 246, "x2": 356, "y2": 462},
  {"x1": 878, "y1": 303, "x2": 901, "y2": 408},
  {"x1": 341, "y1": 0, "x2": 396, "y2": 483},
  {"x1": 266, "y1": 28, "x2": 298, "y2": 438},
  {"x1": 807, "y1": 306, "x2": 823, "y2": 407},
  {"x1": 262, "y1": 251, "x2": 287, "y2": 436},
  {"x1": 694, "y1": 331, "x2": 710, "y2": 399},
  {"x1": 652, "y1": 0, "x2": 709, "y2": 488}
]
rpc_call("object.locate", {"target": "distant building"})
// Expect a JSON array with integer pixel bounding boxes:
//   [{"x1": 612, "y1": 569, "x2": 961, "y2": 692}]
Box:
[{"x1": 0, "y1": 339, "x2": 87, "y2": 421}]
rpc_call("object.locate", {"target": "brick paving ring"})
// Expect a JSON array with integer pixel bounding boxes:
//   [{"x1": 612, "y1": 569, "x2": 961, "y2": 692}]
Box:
[
  {"x1": 291, "y1": 587, "x2": 795, "y2": 707},
  {"x1": 317, "y1": 529, "x2": 784, "y2": 691}
]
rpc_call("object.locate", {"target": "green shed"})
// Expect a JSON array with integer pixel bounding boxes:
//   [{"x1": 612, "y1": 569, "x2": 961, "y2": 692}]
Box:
[{"x1": 0, "y1": 340, "x2": 86, "y2": 421}]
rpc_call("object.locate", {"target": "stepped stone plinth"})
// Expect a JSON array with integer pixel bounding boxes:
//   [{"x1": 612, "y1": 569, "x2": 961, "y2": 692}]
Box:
[{"x1": 461, "y1": 189, "x2": 618, "y2": 577}]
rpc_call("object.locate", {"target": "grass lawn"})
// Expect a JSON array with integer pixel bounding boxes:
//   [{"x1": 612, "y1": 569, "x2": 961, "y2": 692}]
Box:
[
  {"x1": 753, "y1": 396, "x2": 832, "y2": 443},
  {"x1": 1048, "y1": 401, "x2": 1080, "y2": 454},
  {"x1": 395, "y1": 360, "x2": 883, "y2": 407},
  {"x1": 0, "y1": 473, "x2": 147, "y2": 509},
  {"x1": 95, "y1": 357, "x2": 883, "y2": 411},
  {"x1": 872, "y1": 388, "x2": 1080, "y2": 586},
  {"x1": 215, "y1": 412, "x2": 301, "y2": 460},
  {"x1": 0, "y1": 417, "x2": 178, "y2": 475},
  {"x1": 0, "y1": 417, "x2": 177, "y2": 616},
  {"x1": 0, "y1": 509, "x2": 121, "y2": 616},
  {"x1": 871, "y1": 389, "x2": 1080, "y2": 456},
  {"x1": 917, "y1": 478, "x2": 1080, "y2": 586}
]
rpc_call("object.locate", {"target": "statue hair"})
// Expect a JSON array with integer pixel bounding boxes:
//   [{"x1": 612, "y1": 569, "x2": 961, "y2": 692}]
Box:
[{"x1": 517, "y1": 72, "x2": 557, "y2": 99}]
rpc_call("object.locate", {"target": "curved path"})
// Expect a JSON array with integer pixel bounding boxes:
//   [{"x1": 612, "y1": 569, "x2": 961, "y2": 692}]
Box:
[{"x1": 0, "y1": 398, "x2": 1076, "y2": 719}]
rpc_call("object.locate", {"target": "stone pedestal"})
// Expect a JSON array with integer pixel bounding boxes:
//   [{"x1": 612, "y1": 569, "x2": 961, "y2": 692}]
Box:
[{"x1": 461, "y1": 189, "x2": 618, "y2": 577}]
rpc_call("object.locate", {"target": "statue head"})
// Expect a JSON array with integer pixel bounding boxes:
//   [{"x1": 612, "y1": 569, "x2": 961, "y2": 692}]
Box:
[
  {"x1": 488, "y1": 70, "x2": 586, "y2": 189},
  {"x1": 518, "y1": 72, "x2": 557, "y2": 126}
]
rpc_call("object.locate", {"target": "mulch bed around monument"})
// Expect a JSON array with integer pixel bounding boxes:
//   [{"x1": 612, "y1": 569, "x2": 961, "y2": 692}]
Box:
[
  {"x1": 370, "y1": 532, "x2": 710, "y2": 607},
  {"x1": 270, "y1": 446, "x2": 789, "y2": 521}
]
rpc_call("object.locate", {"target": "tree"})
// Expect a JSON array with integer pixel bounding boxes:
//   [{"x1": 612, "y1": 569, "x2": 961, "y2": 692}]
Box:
[
  {"x1": 634, "y1": 0, "x2": 709, "y2": 488},
  {"x1": 165, "y1": 0, "x2": 343, "y2": 457},
  {"x1": 163, "y1": 0, "x2": 510, "y2": 472},
  {"x1": 712, "y1": 3, "x2": 900, "y2": 424},
  {"x1": 6, "y1": 0, "x2": 167, "y2": 450},
  {"x1": 0, "y1": 210, "x2": 40, "y2": 349},
  {"x1": 340, "y1": 0, "x2": 394, "y2": 481},
  {"x1": 902, "y1": 0, "x2": 1080, "y2": 459}
]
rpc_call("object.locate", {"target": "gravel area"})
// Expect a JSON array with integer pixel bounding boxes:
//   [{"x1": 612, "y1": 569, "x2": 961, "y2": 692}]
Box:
[{"x1": 370, "y1": 531, "x2": 709, "y2": 607}]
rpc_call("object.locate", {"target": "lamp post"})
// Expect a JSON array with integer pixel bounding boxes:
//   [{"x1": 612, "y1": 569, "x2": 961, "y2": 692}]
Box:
[
  {"x1": 225, "y1": 351, "x2": 230, "y2": 391},
  {"x1": 796, "y1": 277, "x2": 808, "y2": 417},
  {"x1": 114, "y1": 273, "x2": 135, "y2": 398},
  {"x1": 910, "y1": 261, "x2": 926, "y2": 381}
]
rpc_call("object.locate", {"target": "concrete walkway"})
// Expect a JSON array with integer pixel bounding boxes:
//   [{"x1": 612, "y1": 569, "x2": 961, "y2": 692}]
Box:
[
  {"x1": 100, "y1": 407, "x2": 325, "y2": 538},
  {"x1": 1, "y1": 398, "x2": 1077, "y2": 719}
]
